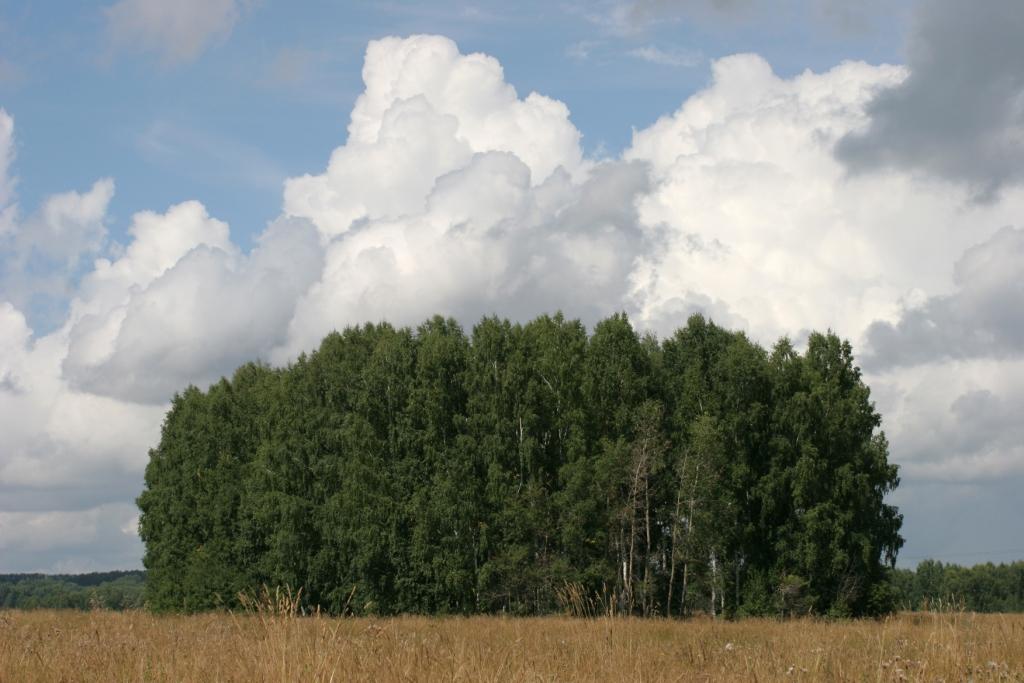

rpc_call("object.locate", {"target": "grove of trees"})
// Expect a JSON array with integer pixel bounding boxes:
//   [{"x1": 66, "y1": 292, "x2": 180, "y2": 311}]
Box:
[{"x1": 137, "y1": 313, "x2": 903, "y2": 617}]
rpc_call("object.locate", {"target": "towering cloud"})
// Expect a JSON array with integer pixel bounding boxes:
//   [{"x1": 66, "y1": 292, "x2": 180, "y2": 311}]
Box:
[
  {"x1": 284, "y1": 35, "x2": 587, "y2": 239},
  {"x1": 276, "y1": 35, "x2": 642, "y2": 357}
]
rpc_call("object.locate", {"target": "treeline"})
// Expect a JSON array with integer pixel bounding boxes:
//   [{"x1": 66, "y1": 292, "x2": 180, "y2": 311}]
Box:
[
  {"x1": 893, "y1": 560, "x2": 1024, "y2": 612},
  {"x1": 0, "y1": 571, "x2": 145, "y2": 610},
  {"x1": 138, "y1": 313, "x2": 903, "y2": 617},
  {"x1": 5, "y1": 562, "x2": 1023, "y2": 614}
]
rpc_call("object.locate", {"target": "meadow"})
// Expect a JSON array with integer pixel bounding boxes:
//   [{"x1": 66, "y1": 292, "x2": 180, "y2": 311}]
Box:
[{"x1": 2, "y1": 605, "x2": 1022, "y2": 681}]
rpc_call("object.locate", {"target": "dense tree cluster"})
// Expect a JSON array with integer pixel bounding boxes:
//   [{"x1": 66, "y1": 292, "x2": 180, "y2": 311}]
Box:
[
  {"x1": 138, "y1": 313, "x2": 902, "y2": 617},
  {"x1": 892, "y1": 560, "x2": 1024, "y2": 612},
  {"x1": 0, "y1": 571, "x2": 144, "y2": 610}
]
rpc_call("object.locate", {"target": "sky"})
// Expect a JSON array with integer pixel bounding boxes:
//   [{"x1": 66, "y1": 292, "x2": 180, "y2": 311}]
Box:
[{"x1": 0, "y1": 0, "x2": 1022, "y2": 572}]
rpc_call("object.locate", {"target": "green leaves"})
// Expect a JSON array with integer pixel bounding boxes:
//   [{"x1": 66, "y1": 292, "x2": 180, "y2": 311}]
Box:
[{"x1": 138, "y1": 313, "x2": 902, "y2": 617}]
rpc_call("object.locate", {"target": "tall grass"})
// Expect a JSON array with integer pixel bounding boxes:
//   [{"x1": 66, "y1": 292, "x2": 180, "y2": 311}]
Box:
[
  {"x1": 554, "y1": 581, "x2": 622, "y2": 618},
  {"x1": 1, "y1": 606, "x2": 1022, "y2": 681}
]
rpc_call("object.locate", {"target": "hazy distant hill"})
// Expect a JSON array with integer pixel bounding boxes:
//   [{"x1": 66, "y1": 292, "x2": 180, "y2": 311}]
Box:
[{"x1": 0, "y1": 570, "x2": 145, "y2": 610}]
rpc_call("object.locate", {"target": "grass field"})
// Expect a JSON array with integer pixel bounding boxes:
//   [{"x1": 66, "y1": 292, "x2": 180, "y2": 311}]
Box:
[{"x1": 1, "y1": 605, "x2": 1022, "y2": 681}]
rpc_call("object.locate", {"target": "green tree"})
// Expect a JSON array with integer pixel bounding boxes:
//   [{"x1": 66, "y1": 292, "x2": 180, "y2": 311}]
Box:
[{"x1": 137, "y1": 312, "x2": 905, "y2": 618}]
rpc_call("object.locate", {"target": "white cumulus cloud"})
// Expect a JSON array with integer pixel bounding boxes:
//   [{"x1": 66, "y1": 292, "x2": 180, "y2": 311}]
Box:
[
  {"x1": 1, "y1": 179, "x2": 115, "y2": 309},
  {"x1": 284, "y1": 35, "x2": 587, "y2": 239},
  {"x1": 64, "y1": 209, "x2": 322, "y2": 403}
]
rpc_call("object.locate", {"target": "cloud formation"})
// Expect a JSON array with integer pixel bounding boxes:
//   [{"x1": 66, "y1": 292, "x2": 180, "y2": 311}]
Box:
[
  {"x1": 1, "y1": 176, "x2": 114, "y2": 330},
  {"x1": 104, "y1": 0, "x2": 247, "y2": 65},
  {"x1": 3, "y1": 32, "x2": 1024, "y2": 570},
  {"x1": 284, "y1": 35, "x2": 587, "y2": 239},
  {"x1": 624, "y1": 54, "x2": 909, "y2": 341},
  {"x1": 280, "y1": 154, "x2": 650, "y2": 360},
  {"x1": 63, "y1": 207, "x2": 322, "y2": 403},
  {"x1": 864, "y1": 227, "x2": 1024, "y2": 369},
  {"x1": 836, "y1": 0, "x2": 1024, "y2": 199},
  {"x1": 0, "y1": 503, "x2": 142, "y2": 573},
  {"x1": 873, "y1": 358, "x2": 1024, "y2": 482}
]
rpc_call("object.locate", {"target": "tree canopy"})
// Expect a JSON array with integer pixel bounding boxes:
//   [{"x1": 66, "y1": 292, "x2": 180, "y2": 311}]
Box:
[{"x1": 138, "y1": 313, "x2": 903, "y2": 617}]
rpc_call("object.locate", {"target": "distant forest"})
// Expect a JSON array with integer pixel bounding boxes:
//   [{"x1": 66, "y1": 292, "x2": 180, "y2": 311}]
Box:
[
  {"x1": 0, "y1": 571, "x2": 144, "y2": 610},
  {"x1": 138, "y1": 313, "x2": 904, "y2": 617},
  {"x1": 892, "y1": 560, "x2": 1024, "y2": 612}
]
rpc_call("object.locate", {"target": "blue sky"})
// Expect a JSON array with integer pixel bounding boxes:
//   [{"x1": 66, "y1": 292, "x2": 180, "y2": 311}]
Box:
[{"x1": 2, "y1": 0, "x2": 1024, "y2": 572}]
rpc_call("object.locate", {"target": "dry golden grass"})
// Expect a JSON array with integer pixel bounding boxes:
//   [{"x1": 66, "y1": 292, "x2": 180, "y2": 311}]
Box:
[{"x1": 1, "y1": 605, "x2": 1023, "y2": 682}]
